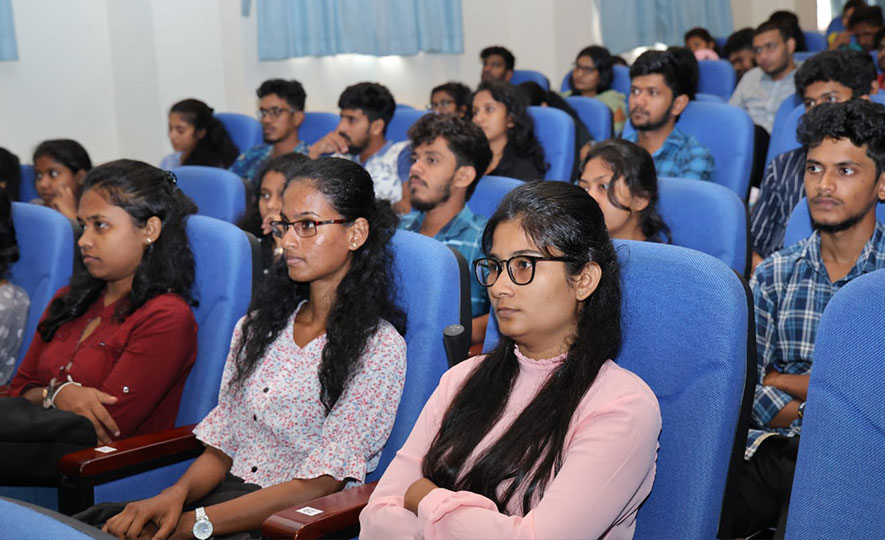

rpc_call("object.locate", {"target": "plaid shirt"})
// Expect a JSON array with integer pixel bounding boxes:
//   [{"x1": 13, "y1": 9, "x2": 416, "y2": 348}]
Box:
[
  {"x1": 230, "y1": 141, "x2": 309, "y2": 185},
  {"x1": 751, "y1": 147, "x2": 807, "y2": 258},
  {"x1": 746, "y1": 221, "x2": 885, "y2": 459},
  {"x1": 399, "y1": 205, "x2": 489, "y2": 318},
  {"x1": 624, "y1": 127, "x2": 715, "y2": 181}
]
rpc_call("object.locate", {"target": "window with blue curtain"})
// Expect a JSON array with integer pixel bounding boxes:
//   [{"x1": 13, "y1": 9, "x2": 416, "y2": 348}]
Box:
[
  {"x1": 256, "y1": 0, "x2": 463, "y2": 60},
  {"x1": 0, "y1": 0, "x2": 18, "y2": 61},
  {"x1": 599, "y1": 0, "x2": 733, "y2": 55}
]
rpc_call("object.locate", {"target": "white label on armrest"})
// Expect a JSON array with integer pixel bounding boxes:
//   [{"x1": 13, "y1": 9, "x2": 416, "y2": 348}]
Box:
[
  {"x1": 296, "y1": 506, "x2": 323, "y2": 516},
  {"x1": 94, "y1": 446, "x2": 117, "y2": 453}
]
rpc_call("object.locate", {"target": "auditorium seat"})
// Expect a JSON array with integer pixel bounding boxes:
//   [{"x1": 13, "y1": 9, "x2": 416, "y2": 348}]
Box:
[
  {"x1": 697, "y1": 59, "x2": 736, "y2": 100},
  {"x1": 18, "y1": 165, "x2": 37, "y2": 203},
  {"x1": 300, "y1": 112, "x2": 340, "y2": 146},
  {"x1": 766, "y1": 94, "x2": 803, "y2": 167},
  {"x1": 611, "y1": 64, "x2": 631, "y2": 96},
  {"x1": 215, "y1": 113, "x2": 263, "y2": 155},
  {"x1": 529, "y1": 105, "x2": 575, "y2": 181},
  {"x1": 386, "y1": 109, "x2": 428, "y2": 143},
  {"x1": 803, "y1": 31, "x2": 827, "y2": 52},
  {"x1": 467, "y1": 174, "x2": 522, "y2": 220},
  {"x1": 564, "y1": 95, "x2": 613, "y2": 142},
  {"x1": 510, "y1": 69, "x2": 549, "y2": 90},
  {"x1": 172, "y1": 166, "x2": 246, "y2": 223}
]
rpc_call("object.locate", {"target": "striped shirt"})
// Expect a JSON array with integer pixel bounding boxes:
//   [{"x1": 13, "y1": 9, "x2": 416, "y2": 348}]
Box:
[
  {"x1": 746, "y1": 222, "x2": 885, "y2": 459},
  {"x1": 624, "y1": 126, "x2": 715, "y2": 182},
  {"x1": 751, "y1": 147, "x2": 807, "y2": 257}
]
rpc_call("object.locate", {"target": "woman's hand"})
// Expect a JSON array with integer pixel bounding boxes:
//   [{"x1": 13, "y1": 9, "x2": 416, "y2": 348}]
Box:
[
  {"x1": 404, "y1": 477, "x2": 438, "y2": 515},
  {"x1": 103, "y1": 486, "x2": 187, "y2": 540},
  {"x1": 50, "y1": 185, "x2": 78, "y2": 220},
  {"x1": 52, "y1": 384, "x2": 120, "y2": 444}
]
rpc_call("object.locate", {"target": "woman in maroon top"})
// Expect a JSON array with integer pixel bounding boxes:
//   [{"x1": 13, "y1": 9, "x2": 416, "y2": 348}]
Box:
[{"x1": 10, "y1": 159, "x2": 198, "y2": 444}]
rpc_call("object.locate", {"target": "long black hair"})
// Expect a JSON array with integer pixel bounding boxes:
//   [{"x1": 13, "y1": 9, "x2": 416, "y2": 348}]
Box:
[
  {"x1": 0, "y1": 186, "x2": 19, "y2": 278},
  {"x1": 230, "y1": 157, "x2": 406, "y2": 413},
  {"x1": 38, "y1": 160, "x2": 197, "y2": 340},
  {"x1": 568, "y1": 45, "x2": 615, "y2": 94},
  {"x1": 473, "y1": 81, "x2": 548, "y2": 176},
  {"x1": 422, "y1": 181, "x2": 622, "y2": 515},
  {"x1": 169, "y1": 99, "x2": 240, "y2": 168}
]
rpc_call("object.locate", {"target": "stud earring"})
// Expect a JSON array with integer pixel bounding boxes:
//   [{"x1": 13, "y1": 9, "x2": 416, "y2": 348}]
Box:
[{"x1": 146, "y1": 238, "x2": 152, "y2": 245}]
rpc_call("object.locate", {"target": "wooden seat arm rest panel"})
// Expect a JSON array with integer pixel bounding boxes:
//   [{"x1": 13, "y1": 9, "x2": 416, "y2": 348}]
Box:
[{"x1": 262, "y1": 481, "x2": 378, "y2": 540}]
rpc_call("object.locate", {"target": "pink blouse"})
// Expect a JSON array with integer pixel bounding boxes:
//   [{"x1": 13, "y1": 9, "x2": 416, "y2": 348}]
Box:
[
  {"x1": 193, "y1": 304, "x2": 407, "y2": 488},
  {"x1": 359, "y1": 347, "x2": 661, "y2": 540}
]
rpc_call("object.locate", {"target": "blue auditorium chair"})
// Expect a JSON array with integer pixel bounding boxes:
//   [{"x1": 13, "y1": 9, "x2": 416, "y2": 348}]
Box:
[
  {"x1": 510, "y1": 69, "x2": 550, "y2": 90},
  {"x1": 695, "y1": 93, "x2": 725, "y2": 103},
  {"x1": 803, "y1": 31, "x2": 827, "y2": 52},
  {"x1": 766, "y1": 94, "x2": 803, "y2": 166},
  {"x1": 1, "y1": 496, "x2": 114, "y2": 539},
  {"x1": 611, "y1": 64, "x2": 631, "y2": 96},
  {"x1": 467, "y1": 174, "x2": 523, "y2": 220},
  {"x1": 658, "y1": 176, "x2": 748, "y2": 274},
  {"x1": 825, "y1": 16, "x2": 843, "y2": 37},
  {"x1": 765, "y1": 103, "x2": 803, "y2": 169},
  {"x1": 872, "y1": 91, "x2": 885, "y2": 105},
  {"x1": 528, "y1": 105, "x2": 575, "y2": 181},
  {"x1": 386, "y1": 109, "x2": 428, "y2": 143},
  {"x1": 697, "y1": 59, "x2": 736, "y2": 100},
  {"x1": 793, "y1": 51, "x2": 817, "y2": 63},
  {"x1": 784, "y1": 268, "x2": 885, "y2": 539},
  {"x1": 560, "y1": 71, "x2": 573, "y2": 93},
  {"x1": 172, "y1": 166, "x2": 246, "y2": 223},
  {"x1": 214, "y1": 113, "x2": 263, "y2": 155},
  {"x1": 300, "y1": 112, "x2": 340, "y2": 146},
  {"x1": 483, "y1": 241, "x2": 754, "y2": 539},
  {"x1": 564, "y1": 95, "x2": 613, "y2": 142},
  {"x1": 783, "y1": 197, "x2": 885, "y2": 248},
  {"x1": 19, "y1": 164, "x2": 38, "y2": 203},
  {"x1": 395, "y1": 103, "x2": 415, "y2": 110}
]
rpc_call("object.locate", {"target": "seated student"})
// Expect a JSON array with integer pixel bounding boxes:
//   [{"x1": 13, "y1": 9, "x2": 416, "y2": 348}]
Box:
[
  {"x1": 230, "y1": 79, "x2": 309, "y2": 185},
  {"x1": 625, "y1": 50, "x2": 715, "y2": 181},
  {"x1": 565, "y1": 45, "x2": 628, "y2": 134},
  {"x1": 360, "y1": 180, "x2": 661, "y2": 539},
  {"x1": 8, "y1": 160, "x2": 198, "y2": 444},
  {"x1": 87, "y1": 158, "x2": 407, "y2": 540},
  {"x1": 751, "y1": 49, "x2": 877, "y2": 270},
  {"x1": 480, "y1": 45, "x2": 515, "y2": 83},
  {"x1": 31, "y1": 139, "x2": 92, "y2": 221},
  {"x1": 472, "y1": 81, "x2": 547, "y2": 181},
  {"x1": 0, "y1": 187, "x2": 29, "y2": 384},
  {"x1": 831, "y1": 4, "x2": 883, "y2": 53},
  {"x1": 733, "y1": 99, "x2": 885, "y2": 537},
  {"x1": 160, "y1": 99, "x2": 240, "y2": 170},
  {"x1": 875, "y1": 27, "x2": 885, "y2": 89},
  {"x1": 723, "y1": 28, "x2": 757, "y2": 83},
  {"x1": 684, "y1": 27, "x2": 720, "y2": 57},
  {"x1": 236, "y1": 153, "x2": 310, "y2": 272},
  {"x1": 828, "y1": 0, "x2": 866, "y2": 48},
  {"x1": 0, "y1": 147, "x2": 21, "y2": 202},
  {"x1": 768, "y1": 10, "x2": 807, "y2": 52},
  {"x1": 309, "y1": 82, "x2": 411, "y2": 209},
  {"x1": 429, "y1": 82, "x2": 472, "y2": 118},
  {"x1": 399, "y1": 113, "x2": 492, "y2": 345},
  {"x1": 578, "y1": 139, "x2": 671, "y2": 243}
]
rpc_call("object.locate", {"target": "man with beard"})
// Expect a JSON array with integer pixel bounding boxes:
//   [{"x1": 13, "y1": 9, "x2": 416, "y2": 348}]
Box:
[
  {"x1": 479, "y1": 45, "x2": 515, "y2": 83},
  {"x1": 309, "y1": 82, "x2": 411, "y2": 207},
  {"x1": 723, "y1": 28, "x2": 756, "y2": 83},
  {"x1": 623, "y1": 50, "x2": 714, "y2": 181},
  {"x1": 398, "y1": 113, "x2": 492, "y2": 345},
  {"x1": 729, "y1": 21, "x2": 798, "y2": 134},
  {"x1": 733, "y1": 99, "x2": 885, "y2": 537},
  {"x1": 230, "y1": 79, "x2": 309, "y2": 185}
]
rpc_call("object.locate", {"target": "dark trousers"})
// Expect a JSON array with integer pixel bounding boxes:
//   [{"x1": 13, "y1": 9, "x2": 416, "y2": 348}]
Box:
[{"x1": 730, "y1": 435, "x2": 800, "y2": 539}]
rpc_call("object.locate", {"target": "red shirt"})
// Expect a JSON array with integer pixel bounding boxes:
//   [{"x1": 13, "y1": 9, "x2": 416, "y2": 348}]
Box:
[{"x1": 10, "y1": 288, "x2": 198, "y2": 439}]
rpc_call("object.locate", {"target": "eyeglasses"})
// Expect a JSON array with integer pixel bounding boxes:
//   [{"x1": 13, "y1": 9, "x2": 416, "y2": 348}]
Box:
[
  {"x1": 752, "y1": 42, "x2": 780, "y2": 55},
  {"x1": 257, "y1": 107, "x2": 297, "y2": 119},
  {"x1": 269, "y1": 218, "x2": 350, "y2": 238},
  {"x1": 473, "y1": 255, "x2": 577, "y2": 287},
  {"x1": 573, "y1": 63, "x2": 598, "y2": 75},
  {"x1": 427, "y1": 99, "x2": 455, "y2": 112}
]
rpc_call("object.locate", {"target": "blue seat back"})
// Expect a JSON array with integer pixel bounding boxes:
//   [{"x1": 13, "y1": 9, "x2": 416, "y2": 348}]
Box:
[
  {"x1": 695, "y1": 93, "x2": 725, "y2": 103},
  {"x1": 564, "y1": 95, "x2": 613, "y2": 142},
  {"x1": 785, "y1": 268, "x2": 885, "y2": 539},
  {"x1": 19, "y1": 165, "x2": 38, "y2": 203},
  {"x1": 714, "y1": 36, "x2": 727, "y2": 50},
  {"x1": 612, "y1": 64, "x2": 631, "y2": 96},
  {"x1": 623, "y1": 101, "x2": 755, "y2": 200},
  {"x1": 528, "y1": 106, "x2": 575, "y2": 181},
  {"x1": 826, "y1": 16, "x2": 844, "y2": 37},
  {"x1": 387, "y1": 109, "x2": 429, "y2": 143},
  {"x1": 467, "y1": 175, "x2": 522, "y2": 220},
  {"x1": 783, "y1": 197, "x2": 885, "y2": 248},
  {"x1": 658, "y1": 176, "x2": 748, "y2": 274},
  {"x1": 9, "y1": 203, "x2": 74, "y2": 369},
  {"x1": 1, "y1": 496, "x2": 112, "y2": 539},
  {"x1": 367, "y1": 230, "x2": 461, "y2": 481},
  {"x1": 214, "y1": 113, "x2": 263, "y2": 155},
  {"x1": 767, "y1": 104, "x2": 803, "y2": 167},
  {"x1": 766, "y1": 94, "x2": 803, "y2": 167},
  {"x1": 484, "y1": 241, "x2": 752, "y2": 539},
  {"x1": 560, "y1": 71, "x2": 573, "y2": 93},
  {"x1": 793, "y1": 51, "x2": 817, "y2": 63},
  {"x1": 300, "y1": 112, "x2": 340, "y2": 146},
  {"x1": 510, "y1": 69, "x2": 549, "y2": 90},
  {"x1": 804, "y1": 31, "x2": 827, "y2": 52},
  {"x1": 395, "y1": 103, "x2": 415, "y2": 110},
  {"x1": 697, "y1": 60, "x2": 735, "y2": 100},
  {"x1": 172, "y1": 166, "x2": 246, "y2": 223},
  {"x1": 871, "y1": 91, "x2": 885, "y2": 105}
]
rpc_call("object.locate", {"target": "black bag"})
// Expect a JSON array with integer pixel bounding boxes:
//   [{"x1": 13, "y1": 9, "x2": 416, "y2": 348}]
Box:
[{"x1": 0, "y1": 396, "x2": 97, "y2": 484}]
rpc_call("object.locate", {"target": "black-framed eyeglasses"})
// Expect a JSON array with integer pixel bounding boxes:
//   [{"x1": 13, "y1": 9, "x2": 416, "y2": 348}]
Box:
[
  {"x1": 427, "y1": 99, "x2": 455, "y2": 111},
  {"x1": 257, "y1": 107, "x2": 297, "y2": 119},
  {"x1": 573, "y1": 62, "x2": 598, "y2": 75},
  {"x1": 269, "y1": 218, "x2": 350, "y2": 239},
  {"x1": 473, "y1": 255, "x2": 577, "y2": 287}
]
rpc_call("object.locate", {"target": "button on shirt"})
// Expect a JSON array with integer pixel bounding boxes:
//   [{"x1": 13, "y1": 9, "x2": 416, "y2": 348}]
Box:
[
  {"x1": 729, "y1": 65, "x2": 799, "y2": 134},
  {"x1": 230, "y1": 141, "x2": 310, "y2": 185},
  {"x1": 399, "y1": 205, "x2": 489, "y2": 318},
  {"x1": 334, "y1": 141, "x2": 411, "y2": 203},
  {"x1": 746, "y1": 222, "x2": 885, "y2": 459},
  {"x1": 624, "y1": 126, "x2": 715, "y2": 181}
]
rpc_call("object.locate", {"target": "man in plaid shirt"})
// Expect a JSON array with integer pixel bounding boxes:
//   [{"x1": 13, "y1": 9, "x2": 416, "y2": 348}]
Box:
[{"x1": 731, "y1": 99, "x2": 885, "y2": 536}]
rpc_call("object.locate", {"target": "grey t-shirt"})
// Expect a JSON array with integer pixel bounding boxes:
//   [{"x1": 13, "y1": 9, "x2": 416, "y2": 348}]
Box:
[{"x1": 0, "y1": 283, "x2": 30, "y2": 384}]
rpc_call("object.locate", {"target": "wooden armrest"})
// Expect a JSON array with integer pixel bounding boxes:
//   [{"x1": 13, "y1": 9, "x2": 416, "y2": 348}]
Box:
[
  {"x1": 262, "y1": 481, "x2": 377, "y2": 540},
  {"x1": 58, "y1": 424, "x2": 201, "y2": 478}
]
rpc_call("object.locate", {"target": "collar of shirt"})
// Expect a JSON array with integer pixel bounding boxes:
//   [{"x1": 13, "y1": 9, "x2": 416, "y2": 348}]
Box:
[
  {"x1": 797, "y1": 221, "x2": 885, "y2": 281},
  {"x1": 399, "y1": 204, "x2": 478, "y2": 241},
  {"x1": 624, "y1": 126, "x2": 687, "y2": 159},
  {"x1": 345, "y1": 140, "x2": 393, "y2": 166}
]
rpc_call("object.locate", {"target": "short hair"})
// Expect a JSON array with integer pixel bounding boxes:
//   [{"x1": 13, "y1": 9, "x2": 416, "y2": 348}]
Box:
[
  {"x1": 571, "y1": 45, "x2": 615, "y2": 92},
  {"x1": 849, "y1": 5, "x2": 884, "y2": 28},
  {"x1": 257, "y1": 79, "x2": 306, "y2": 111},
  {"x1": 768, "y1": 10, "x2": 807, "y2": 51},
  {"x1": 794, "y1": 49, "x2": 877, "y2": 98},
  {"x1": 407, "y1": 113, "x2": 492, "y2": 199},
  {"x1": 797, "y1": 100, "x2": 885, "y2": 178},
  {"x1": 480, "y1": 46, "x2": 515, "y2": 71},
  {"x1": 844, "y1": 0, "x2": 867, "y2": 15},
  {"x1": 338, "y1": 82, "x2": 396, "y2": 136},
  {"x1": 667, "y1": 47, "x2": 699, "y2": 99},
  {"x1": 723, "y1": 28, "x2": 755, "y2": 57},
  {"x1": 684, "y1": 27, "x2": 715, "y2": 46},
  {"x1": 32, "y1": 139, "x2": 92, "y2": 174},
  {"x1": 754, "y1": 20, "x2": 792, "y2": 44},
  {"x1": 0, "y1": 148, "x2": 21, "y2": 202},
  {"x1": 431, "y1": 82, "x2": 472, "y2": 109},
  {"x1": 629, "y1": 49, "x2": 694, "y2": 100}
]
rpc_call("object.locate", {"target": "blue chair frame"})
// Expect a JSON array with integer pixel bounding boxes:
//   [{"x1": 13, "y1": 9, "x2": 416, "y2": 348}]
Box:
[
  {"x1": 511, "y1": 69, "x2": 549, "y2": 90},
  {"x1": 467, "y1": 175, "x2": 522, "y2": 220},
  {"x1": 301, "y1": 112, "x2": 340, "y2": 146},
  {"x1": 172, "y1": 166, "x2": 246, "y2": 223},
  {"x1": 697, "y1": 60, "x2": 736, "y2": 100},
  {"x1": 19, "y1": 165, "x2": 37, "y2": 204},
  {"x1": 215, "y1": 113, "x2": 263, "y2": 155},
  {"x1": 528, "y1": 106, "x2": 575, "y2": 181},
  {"x1": 387, "y1": 109, "x2": 428, "y2": 143},
  {"x1": 564, "y1": 95, "x2": 613, "y2": 143}
]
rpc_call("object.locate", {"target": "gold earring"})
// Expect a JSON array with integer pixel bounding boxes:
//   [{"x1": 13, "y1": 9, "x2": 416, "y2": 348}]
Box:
[{"x1": 146, "y1": 238, "x2": 152, "y2": 245}]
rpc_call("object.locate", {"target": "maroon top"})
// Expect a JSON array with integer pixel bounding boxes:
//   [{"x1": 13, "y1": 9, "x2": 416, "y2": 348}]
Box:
[{"x1": 10, "y1": 287, "x2": 198, "y2": 439}]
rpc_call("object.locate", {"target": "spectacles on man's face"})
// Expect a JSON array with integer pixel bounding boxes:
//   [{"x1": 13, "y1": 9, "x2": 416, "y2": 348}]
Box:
[
  {"x1": 427, "y1": 99, "x2": 455, "y2": 112},
  {"x1": 473, "y1": 255, "x2": 577, "y2": 287},
  {"x1": 573, "y1": 62, "x2": 598, "y2": 75},
  {"x1": 269, "y1": 218, "x2": 351, "y2": 239},
  {"x1": 257, "y1": 107, "x2": 296, "y2": 119}
]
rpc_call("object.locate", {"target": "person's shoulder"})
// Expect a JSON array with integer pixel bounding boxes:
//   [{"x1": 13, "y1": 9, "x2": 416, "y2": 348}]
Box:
[
  {"x1": 579, "y1": 360, "x2": 661, "y2": 420},
  {"x1": 598, "y1": 88, "x2": 626, "y2": 101},
  {"x1": 673, "y1": 128, "x2": 713, "y2": 156},
  {"x1": 397, "y1": 210, "x2": 422, "y2": 231},
  {"x1": 754, "y1": 240, "x2": 808, "y2": 286},
  {"x1": 365, "y1": 318, "x2": 407, "y2": 365},
  {"x1": 0, "y1": 282, "x2": 29, "y2": 304},
  {"x1": 137, "y1": 294, "x2": 196, "y2": 323}
]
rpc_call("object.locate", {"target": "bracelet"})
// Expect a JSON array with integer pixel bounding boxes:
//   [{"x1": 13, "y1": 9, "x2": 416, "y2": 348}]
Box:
[{"x1": 50, "y1": 380, "x2": 82, "y2": 408}]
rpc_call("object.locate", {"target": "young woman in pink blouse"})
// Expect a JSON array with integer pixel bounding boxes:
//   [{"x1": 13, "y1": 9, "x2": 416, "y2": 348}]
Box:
[
  {"x1": 360, "y1": 181, "x2": 661, "y2": 540},
  {"x1": 94, "y1": 157, "x2": 407, "y2": 540}
]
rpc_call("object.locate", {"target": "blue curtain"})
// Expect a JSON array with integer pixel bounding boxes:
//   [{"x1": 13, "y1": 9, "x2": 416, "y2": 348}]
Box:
[
  {"x1": 0, "y1": 0, "x2": 18, "y2": 61},
  {"x1": 600, "y1": 0, "x2": 733, "y2": 55},
  {"x1": 256, "y1": 0, "x2": 463, "y2": 59}
]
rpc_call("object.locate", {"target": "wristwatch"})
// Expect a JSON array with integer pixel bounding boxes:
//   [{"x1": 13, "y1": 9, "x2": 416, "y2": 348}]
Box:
[
  {"x1": 193, "y1": 507, "x2": 213, "y2": 539},
  {"x1": 42, "y1": 378, "x2": 59, "y2": 409}
]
